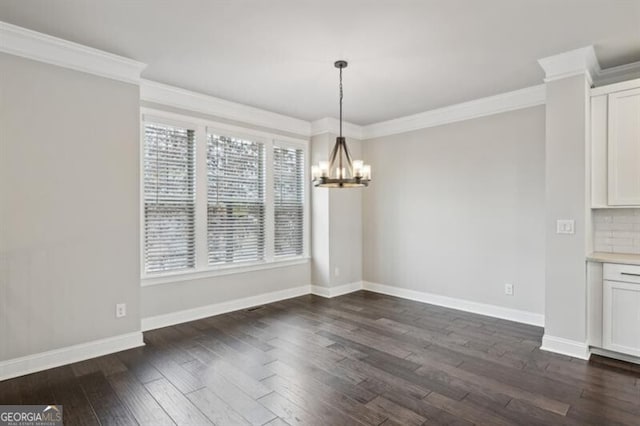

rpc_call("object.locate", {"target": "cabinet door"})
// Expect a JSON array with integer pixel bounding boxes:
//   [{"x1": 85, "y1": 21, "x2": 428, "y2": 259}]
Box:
[
  {"x1": 603, "y1": 280, "x2": 640, "y2": 356},
  {"x1": 608, "y1": 88, "x2": 640, "y2": 206}
]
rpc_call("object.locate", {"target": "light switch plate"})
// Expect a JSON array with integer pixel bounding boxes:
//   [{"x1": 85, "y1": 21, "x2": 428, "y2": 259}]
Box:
[{"x1": 556, "y1": 219, "x2": 575, "y2": 234}]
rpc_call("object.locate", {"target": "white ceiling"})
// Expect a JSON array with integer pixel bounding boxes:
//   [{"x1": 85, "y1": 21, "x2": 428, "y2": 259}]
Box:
[{"x1": 1, "y1": 0, "x2": 639, "y2": 124}]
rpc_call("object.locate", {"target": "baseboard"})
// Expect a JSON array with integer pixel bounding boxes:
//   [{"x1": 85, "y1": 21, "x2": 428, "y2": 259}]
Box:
[
  {"x1": 0, "y1": 331, "x2": 144, "y2": 381},
  {"x1": 141, "y1": 285, "x2": 311, "y2": 331},
  {"x1": 362, "y1": 281, "x2": 545, "y2": 327},
  {"x1": 590, "y1": 347, "x2": 640, "y2": 365},
  {"x1": 541, "y1": 334, "x2": 590, "y2": 360},
  {"x1": 311, "y1": 281, "x2": 363, "y2": 298}
]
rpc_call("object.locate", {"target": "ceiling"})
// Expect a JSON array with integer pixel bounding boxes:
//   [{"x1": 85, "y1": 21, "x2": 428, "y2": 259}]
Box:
[{"x1": 1, "y1": 1, "x2": 639, "y2": 125}]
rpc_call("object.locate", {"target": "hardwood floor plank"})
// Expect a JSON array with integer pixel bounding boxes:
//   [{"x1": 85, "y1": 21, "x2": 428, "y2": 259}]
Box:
[
  {"x1": 261, "y1": 374, "x2": 370, "y2": 425},
  {"x1": 116, "y1": 348, "x2": 165, "y2": 384},
  {"x1": 182, "y1": 358, "x2": 277, "y2": 425},
  {"x1": 78, "y1": 372, "x2": 138, "y2": 426},
  {"x1": 263, "y1": 371, "x2": 386, "y2": 425},
  {"x1": 414, "y1": 361, "x2": 570, "y2": 416},
  {"x1": 365, "y1": 395, "x2": 426, "y2": 426},
  {"x1": 186, "y1": 387, "x2": 251, "y2": 426},
  {"x1": 144, "y1": 378, "x2": 213, "y2": 425},
  {"x1": 107, "y1": 371, "x2": 175, "y2": 425},
  {"x1": 377, "y1": 389, "x2": 473, "y2": 426},
  {"x1": 257, "y1": 391, "x2": 325, "y2": 426},
  {"x1": 48, "y1": 368, "x2": 101, "y2": 426},
  {"x1": 424, "y1": 392, "x2": 514, "y2": 426}
]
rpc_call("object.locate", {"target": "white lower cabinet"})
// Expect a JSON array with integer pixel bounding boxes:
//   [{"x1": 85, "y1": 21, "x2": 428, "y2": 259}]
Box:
[{"x1": 603, "y1": 264, "x2": 640, "y2": 357}]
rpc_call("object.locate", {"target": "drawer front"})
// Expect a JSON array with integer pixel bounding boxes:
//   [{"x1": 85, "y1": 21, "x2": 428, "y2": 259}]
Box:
[{"x1": 604, "y1": 263, "x2": 640, "y2": 284}]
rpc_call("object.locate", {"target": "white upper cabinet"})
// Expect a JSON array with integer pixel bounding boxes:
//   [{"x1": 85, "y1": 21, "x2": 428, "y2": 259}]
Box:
[
  {"x1": 608, "y1": 87, "x2": 640, "y2": 206},
  {"x1": 591, "y1": 80, "x2": 640, "y2": 208}
]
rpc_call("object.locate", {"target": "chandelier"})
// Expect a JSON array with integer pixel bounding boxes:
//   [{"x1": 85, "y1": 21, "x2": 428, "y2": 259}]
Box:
[{"x1": 312, "y1": 60, "x2": 371, "y2": 188}]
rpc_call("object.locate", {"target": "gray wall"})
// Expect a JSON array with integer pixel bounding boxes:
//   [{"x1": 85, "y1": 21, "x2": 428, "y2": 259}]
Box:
[
  {"x1": 362, "y1": 106, "x2": 546, "y2": 315},
  {"x1": 329, "y1": 136, "x2": 363, "y2": 286},
  {"x1": 139, "y1": 103, "x2": 312, "y2": 319},
  {"x1": 0, "y1": 53, "x2": 141, "y2": 360},
  {"x1": 141, "y1": 264, "x2": 310, "y2": 318},
  {"x1": 544, "y1": 75, "x2": 590, "y2": 342},
  {"x1": 310, "y1": 134, "x2": 331, "y2": 288}
]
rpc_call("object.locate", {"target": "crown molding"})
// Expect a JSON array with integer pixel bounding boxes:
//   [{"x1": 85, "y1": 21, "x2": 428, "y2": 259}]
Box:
[
  {"x1": 140, "y1": 79, "x2": 311, "y2": 137},
  {"x1": 593, "y1": 60, "x2": 640, "y2": 87},
  {"x1": 537, "y1": 45, "x2": 600, "y2": 85},
  {"x1": 310, "y1": 117, "x2": 364, "y2": 140},
  {"x1": 361, "y1": 84, "x2": 546, "y2": 140},
  {"x1": 0, "y1": 21, "x2": 146, "y2": 84}
]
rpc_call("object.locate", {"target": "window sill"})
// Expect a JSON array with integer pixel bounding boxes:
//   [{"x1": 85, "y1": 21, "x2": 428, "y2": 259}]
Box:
[{"x1": 140, "y1": 256, "x2": 310, "y2": 287}]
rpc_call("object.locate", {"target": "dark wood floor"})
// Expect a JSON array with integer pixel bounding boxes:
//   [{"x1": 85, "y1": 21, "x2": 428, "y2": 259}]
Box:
[{"x1": 1, "y1": 291, "x2": 639, "y2": 425}]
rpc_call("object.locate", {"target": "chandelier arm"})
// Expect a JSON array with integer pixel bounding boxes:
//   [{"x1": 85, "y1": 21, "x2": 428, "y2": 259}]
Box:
[
  {"x1": 328, "y1": 139, "x2": 340, "y2": 174},
  {"x1": 341, "y1": 138, "x2": 354, "y2": 174}
]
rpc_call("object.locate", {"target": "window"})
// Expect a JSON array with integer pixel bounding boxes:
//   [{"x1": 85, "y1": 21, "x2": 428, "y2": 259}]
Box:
[
  {"x1": 143, "y1": 124, "x2": 196, "y2": 273},
  {"x1": 141, "y1": 111, "x2": 309, "y2": 282},
  {"x1": 207, "y1": 133, "x2": 265, "y2": 265},
  {"x1": 274, "y1": 145, "x2": 305, "y2": 257}
]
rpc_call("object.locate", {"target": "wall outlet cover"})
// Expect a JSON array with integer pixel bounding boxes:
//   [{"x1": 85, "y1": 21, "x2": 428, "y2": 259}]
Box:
[
  {"x1": 116, "y1": 303, "x2": 126, "y2": 318},
  {"x1": 505, "y1": 283, "x2": 514, "y2": 296}
]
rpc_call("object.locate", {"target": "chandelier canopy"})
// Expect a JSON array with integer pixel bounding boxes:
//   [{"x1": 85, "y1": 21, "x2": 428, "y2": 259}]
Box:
[{"x1": 312, "y1": 60, "x2": 371, "y2": 188}]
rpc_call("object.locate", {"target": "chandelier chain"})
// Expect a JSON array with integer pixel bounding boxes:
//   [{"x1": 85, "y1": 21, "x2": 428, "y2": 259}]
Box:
[{"x1": 339, "y1": 66, "x2": 343, "y2": 138}]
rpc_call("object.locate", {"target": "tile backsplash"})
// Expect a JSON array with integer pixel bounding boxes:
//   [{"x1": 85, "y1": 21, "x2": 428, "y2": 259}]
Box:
[{"x1": 593, "y1": 209, "x2": 640, "y2": 254}]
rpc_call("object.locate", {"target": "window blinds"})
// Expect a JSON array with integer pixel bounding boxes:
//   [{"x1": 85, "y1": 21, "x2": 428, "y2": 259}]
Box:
[
  {"x1": 274, "y1": 146, "x2": 305, "y2": 257},
  {"x1": 143, "y1": 124, "x2": 196, "y2": 273},
  {"x1": 207, "y1": 133, "x2": 265, "y2": 265}
]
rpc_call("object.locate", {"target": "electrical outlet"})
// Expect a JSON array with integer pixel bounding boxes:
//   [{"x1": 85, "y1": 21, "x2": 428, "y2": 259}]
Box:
[
  {"x1": 116, "y1": 303, "x2": 126, "y2": 318},
  {"x1": 334, "y1": 267, "x2": 340, "y2": 277},
  {"x1": 504, "y1": 283, "x2": 514, "y2": 296}
]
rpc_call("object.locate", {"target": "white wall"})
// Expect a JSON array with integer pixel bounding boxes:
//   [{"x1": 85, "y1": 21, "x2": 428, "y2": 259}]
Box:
[
  {"x1": 0, "y1": 53, "x2": 141, "y2": 360},
  {"x1": 362, "y1": 106, "x2": 546, "y2": 315}
]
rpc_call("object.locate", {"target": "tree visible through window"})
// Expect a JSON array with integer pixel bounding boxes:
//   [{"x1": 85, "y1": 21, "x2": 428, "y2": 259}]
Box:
[
  {"x1": 143, "y1": 124, "x2": 196, "y2": 273},
  {"x1": 274, "y1": 146, "x2": 304, "y2": 257},
  {"x1": 207, "y1": 134, "x2": 265, "y2": 264}
]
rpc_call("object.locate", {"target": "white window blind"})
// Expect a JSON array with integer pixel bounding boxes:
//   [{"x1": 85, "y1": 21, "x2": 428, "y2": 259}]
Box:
[
  {"x1": 274, "y1": 145, "x2": 305, "y2": 257},
  {"x1": 207, "y1": 133, "x2": 265, "y2": 265},
  {"x1": 143, "y1": 124, "x2": 196, "y2": 273}
]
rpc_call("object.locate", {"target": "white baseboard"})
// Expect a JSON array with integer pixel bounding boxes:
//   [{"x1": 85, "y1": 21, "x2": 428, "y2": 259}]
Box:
[
  {"x1": 311, "y1": 281, "x2": 363, "y2": 298},
  {"x1": 0, "y1": 331, "x2": 144, "y2": 381},
  {"x1": 141, "y1": 285, "x2": 311, "y2": 331},
  {"x1": 362, "y1": 281, "x2": 545, "y2": 327},
  {"x1": 541, "y1": 334, "x2": 590, "y2": 360},
  {"x1": 590, "y1": 347, "x2": 640, "y2": 365}
]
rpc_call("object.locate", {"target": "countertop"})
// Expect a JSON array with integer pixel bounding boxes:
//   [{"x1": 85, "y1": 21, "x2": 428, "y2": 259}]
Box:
[{"x1": 587, "y1": 252, "x2": 640, "y2": 266}]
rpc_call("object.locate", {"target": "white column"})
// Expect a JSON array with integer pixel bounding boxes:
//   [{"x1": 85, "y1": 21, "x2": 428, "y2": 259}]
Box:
[{"x1": 538, "y1": 46, "x2": 598, "y2": 359}]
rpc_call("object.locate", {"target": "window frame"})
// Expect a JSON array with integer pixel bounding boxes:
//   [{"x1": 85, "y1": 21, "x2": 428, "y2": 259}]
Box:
[{"x1": 140, "y1": 108, "x2": 310, "y2": 286}]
